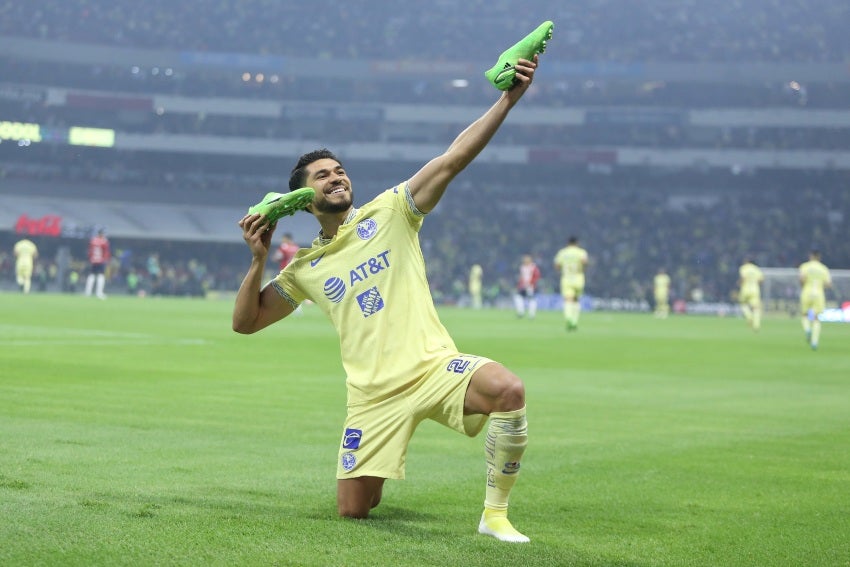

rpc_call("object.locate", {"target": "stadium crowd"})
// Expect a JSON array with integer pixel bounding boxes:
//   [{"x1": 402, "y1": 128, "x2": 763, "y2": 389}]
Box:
[
  {"x1": 2, "y1": 0, "x2": 848, "y2": 63},
  {"x1": 4, "y1": 169, "x2": 848, "y2": 306}
]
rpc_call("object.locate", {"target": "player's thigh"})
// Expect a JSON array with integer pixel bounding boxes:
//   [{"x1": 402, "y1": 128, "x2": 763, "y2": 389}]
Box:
[
  {"x1": 336, "y1": 396, "x2": 415, "y2": 481},
  {"x1": 800, "y1": 295, "x2": 816, "y2": 314},
  {"x1": 420, "y1": 354, "x2": 491, "y2": 437}
]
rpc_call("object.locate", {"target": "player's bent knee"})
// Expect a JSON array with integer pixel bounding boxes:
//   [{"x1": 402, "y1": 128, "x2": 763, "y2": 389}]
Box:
[
  {"x1": 499, "y1": 377, "x2": 526, "y2": 410},
  {"x1": 337, "y1": 477, "x2": 383, "y2": 519},
  {"x1": 338, "y1": 504, "x2": 371, "y2": 519}
]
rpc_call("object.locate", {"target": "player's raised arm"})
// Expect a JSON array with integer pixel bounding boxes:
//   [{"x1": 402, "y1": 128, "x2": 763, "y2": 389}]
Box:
[
  {"x1": 408, "y1": 59, "x2": 536, "y2": 214},
  {"x1": 408, "y1": 21, "x2": 553, "y2": 214}
]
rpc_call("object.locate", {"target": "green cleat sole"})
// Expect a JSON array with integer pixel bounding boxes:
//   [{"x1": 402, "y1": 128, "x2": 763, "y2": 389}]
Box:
[
  {"x1": 248, "y1": 187, "x2": 315, "y2": 223},
  {"x1": 485, "y1": 20, "x2": 554, "y2": 91}
]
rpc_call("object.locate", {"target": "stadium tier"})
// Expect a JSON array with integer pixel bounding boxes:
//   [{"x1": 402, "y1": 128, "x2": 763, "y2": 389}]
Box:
[{"x1": 1, "y1": 1, "x2": 848, "y2": 303}]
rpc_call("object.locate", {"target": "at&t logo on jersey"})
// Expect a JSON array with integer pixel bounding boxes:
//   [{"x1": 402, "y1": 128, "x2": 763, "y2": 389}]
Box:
[
  {"x1": 324, "y1": 277, "x2": 346, "y2": 303},
  {"x1": 349, "y1": 250, "x2": 391, "y2": 286},
  {"x1": 356, "y1": 218, "x2": 378, "y2": 240}
]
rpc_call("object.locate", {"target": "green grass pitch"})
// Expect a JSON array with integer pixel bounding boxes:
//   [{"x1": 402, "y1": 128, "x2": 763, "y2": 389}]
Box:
[{"x1": 1, "y1": 293, "x2": 849, "y2": 566}]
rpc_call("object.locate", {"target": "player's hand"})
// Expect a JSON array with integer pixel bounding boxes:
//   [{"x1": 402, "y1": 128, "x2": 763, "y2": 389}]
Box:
[
  {"x1": 506, "y1": 55, "x2": 537, "y2": 102},
  {"x1": 239, "y1": 213, "x2": 276, "y2": 259}
]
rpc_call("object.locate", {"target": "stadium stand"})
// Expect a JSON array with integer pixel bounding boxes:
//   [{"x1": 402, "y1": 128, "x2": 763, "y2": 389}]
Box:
[{"x1": 1, "y1": 1, "x2": 848, "y2": 302}]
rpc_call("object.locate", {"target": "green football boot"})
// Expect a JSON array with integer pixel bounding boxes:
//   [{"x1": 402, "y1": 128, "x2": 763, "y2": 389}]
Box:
[
  {"x1": 485, "y1": 20, "x2": 554, "y2": 91},
  {"x1": 248, "y1": 187, "x2": 315, "y2": 223}
]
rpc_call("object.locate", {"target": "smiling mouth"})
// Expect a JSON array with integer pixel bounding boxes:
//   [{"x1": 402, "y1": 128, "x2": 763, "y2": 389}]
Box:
[{"x1": 327, "y1": 186, "x2": 347, "y2": 195}]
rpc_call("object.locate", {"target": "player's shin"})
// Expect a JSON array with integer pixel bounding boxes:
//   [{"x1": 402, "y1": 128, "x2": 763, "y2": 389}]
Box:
[
  {"x1": 811, "y1": 320, "x2": 822, "y2": 348},
  {"x1": 480, "y1": 407, "x2": 529, "y2": 542},
  {"x1": 484, "y1": 407, "x2": 527, "y2": 511},
  {"x1": 513, "y1": 294, "x2": 525, "y2": 317}
]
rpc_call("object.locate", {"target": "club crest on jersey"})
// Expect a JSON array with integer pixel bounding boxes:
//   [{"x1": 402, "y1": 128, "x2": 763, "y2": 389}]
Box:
[
  {"x1": 356, "y1": 286, "x2": 385, "y2": 317},
  {"x1": 341, "y1": 452, "x2": 357, "y2": 472},
  {"x1": 356, "y1": 218, "x2": 378, "y2": 240},
  {"x1": 342, "y1": 428, "x2": 362, "y2": 450},
  {"x1": 324, "y1": 277, "x2": 346, "y2": 303}
]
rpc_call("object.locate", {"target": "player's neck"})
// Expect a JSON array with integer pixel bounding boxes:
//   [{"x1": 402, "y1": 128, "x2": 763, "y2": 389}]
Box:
[{"x1": 316, "y1": 207, "x2": 353, "y2": 240}]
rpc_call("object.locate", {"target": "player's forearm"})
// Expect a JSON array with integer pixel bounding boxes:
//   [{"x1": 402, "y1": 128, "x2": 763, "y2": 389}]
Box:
[
  {"x1": 232, "y1": 257, "x2": 267, "y2": 333},
  {"x1": 444, "y1": 94, "x2": 514, "y2": 170}
]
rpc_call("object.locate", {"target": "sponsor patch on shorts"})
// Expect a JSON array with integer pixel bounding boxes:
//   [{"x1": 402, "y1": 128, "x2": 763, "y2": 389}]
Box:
[{"x1": 342, "y1": 428, "x2": 362, "y2": 450}]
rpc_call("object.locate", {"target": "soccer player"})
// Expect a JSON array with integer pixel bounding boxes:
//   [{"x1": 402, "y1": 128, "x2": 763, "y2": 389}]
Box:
[
  {"x1": 234, "y1": 52, "x2": 545, "y2": 543},
  {"x1": 799, "y1": 250, "x2": 832, "y2": 350},
  {"x1": 553, "y1": 236, "x2": 588, "y2": 331},
  {"x1": 272, "y1": 232, "x2": 300, "y2": 271},
  {"x1": 469, "y1": 264, "x2": 483, "y2": 309},
  {"x1": 653, "y1": 268, "x2": 671, "y2": 319},
  {"x1": 84, "y1": 228, "x2": 111, "y2": 299},
  {"x1": 13, "y1": 237, "x2": 38, "y2": 294},
  {"x1": 513, "y1": 255, "x2": 540, "y2": 319},
  {"x1": 738, "y1": 258, "x2": 764, "y2": 331}
]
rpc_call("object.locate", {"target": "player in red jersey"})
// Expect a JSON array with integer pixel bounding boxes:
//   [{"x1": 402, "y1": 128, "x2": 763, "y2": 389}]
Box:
[
  {"x1": 513, "y1": 254, "x2": 541, "y2": 319},
  {"x1": 85, "y1": 229, "x2": 111, "y2": 299},
  {"x1": 272, "y1": 233, "x2": 300, "y2": 271}
]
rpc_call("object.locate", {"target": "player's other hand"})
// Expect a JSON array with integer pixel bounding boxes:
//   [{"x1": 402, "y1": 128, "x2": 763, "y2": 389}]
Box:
[{"x1": 239, "y1": 213, "x2": 276, "y2": 258}]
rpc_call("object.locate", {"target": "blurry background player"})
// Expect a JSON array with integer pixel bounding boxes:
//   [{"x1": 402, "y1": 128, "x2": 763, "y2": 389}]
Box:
[
  {"x1": 799, "y1": 249, "x2": 832, "y2": 350},
  {"x1": 272, "y1": 232, "x2": 300, "y2": 271},
  {"x1": 513, "y1": 255, "x2": 540, "y2": 319},
  {"x1": 653, "y1": 267, "x2": 671, "y2": 318},
  {"x1": 469, "y1": 264, "x2": 483, "y2": 309},
  {"x1": 13, "y1": 237, "x2": 38, "y2": 294},
  {"x1": 738, "y1": 258, "x2": 764, "y2": 332},
  {"x1": 554, "y1": 236, "x2": 588, "y2": 331},
  {"x1": 85, "y1": 229, "x2": 111, "y2": 299}
]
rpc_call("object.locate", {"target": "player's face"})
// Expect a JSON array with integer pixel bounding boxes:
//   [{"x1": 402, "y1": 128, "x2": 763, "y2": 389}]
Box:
[{"x1": 305, "y1": 158, "x2": 353, "y2": 214}]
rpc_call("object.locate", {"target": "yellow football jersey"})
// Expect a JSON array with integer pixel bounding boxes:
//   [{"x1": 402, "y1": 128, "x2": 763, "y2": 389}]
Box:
[
  {"x1": 738, "y1": 262, "x2": 764, "y2": 296},
  {"x1": 271, "y1": 184, "x2": 457, "y2": 404},
  {"x1": 554, "y1": 245, "x2": 587, "y2": 288},
  {"x1": 13, "y1": 239, "x2": 38, "y2": 267},
  {"x1": 799, "y1": 260, "x2": 831, "y2": 295}
]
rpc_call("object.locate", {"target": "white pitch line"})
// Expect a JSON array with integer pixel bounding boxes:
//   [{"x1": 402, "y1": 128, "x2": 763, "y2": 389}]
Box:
[
  {"x1": 0, "y1": 325, "x2": 206, "y2": 346},
  {"x1": 4, "y1": 338, "x2": 207, "y2": 346}
]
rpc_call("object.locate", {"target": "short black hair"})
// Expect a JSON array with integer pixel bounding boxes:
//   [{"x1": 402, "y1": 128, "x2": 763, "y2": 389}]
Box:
[{"x1": 288, "y1": 148, "x2": 342, "y2": 192}]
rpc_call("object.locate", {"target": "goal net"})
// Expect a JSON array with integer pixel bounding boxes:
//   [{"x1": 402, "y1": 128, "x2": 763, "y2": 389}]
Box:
[{"x1": 760, "y1": 267, "x2": 850, "y2": 315}]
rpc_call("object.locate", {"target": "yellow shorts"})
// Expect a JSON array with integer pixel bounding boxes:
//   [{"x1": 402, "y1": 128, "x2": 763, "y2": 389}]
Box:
[
  {"x1": 800, "y1": 291, "x2": 826, "y2": 316},
  {"x1": 16, "y1": 263, "x2": 33, "y2": 280},
  {"x1": 739, "y1": 290, "x2": 761, "y2": 308},
  {"x1": 561, "y1": 285, "x2": 584, "y2": 301},
  {"x1": 336, "y1": 353, "x2": 491, "y2": 480}
]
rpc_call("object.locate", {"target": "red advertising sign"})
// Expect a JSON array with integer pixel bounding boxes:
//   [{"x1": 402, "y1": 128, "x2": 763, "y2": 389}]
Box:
[{"x1": 14, "y1": 214, "x2": 62, "y2": 236}]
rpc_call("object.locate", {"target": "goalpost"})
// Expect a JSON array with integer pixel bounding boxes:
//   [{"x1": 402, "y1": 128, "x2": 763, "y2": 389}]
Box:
[{"x1": 760, "y1": 268, "x2": 850, "y2": 315}]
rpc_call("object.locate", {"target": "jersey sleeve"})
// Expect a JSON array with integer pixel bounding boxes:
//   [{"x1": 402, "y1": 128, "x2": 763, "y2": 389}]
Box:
[{"x1": 269, "y1": 269, "x2": 305, "y2": 309}]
